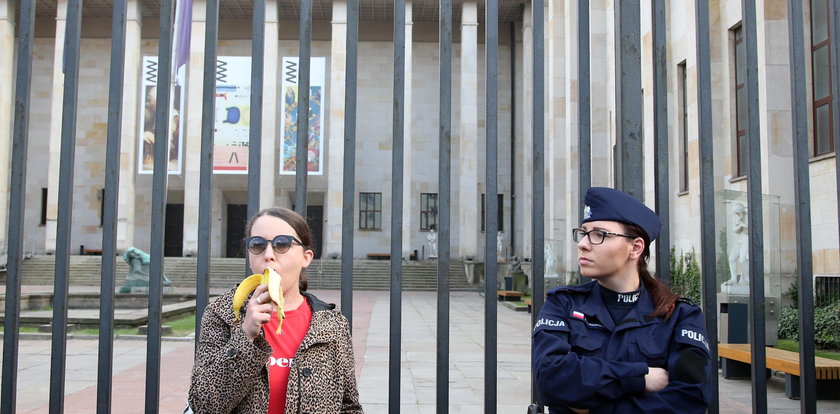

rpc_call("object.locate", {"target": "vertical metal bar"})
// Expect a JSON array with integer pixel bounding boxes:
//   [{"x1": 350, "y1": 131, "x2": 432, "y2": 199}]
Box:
[
  {"x1": 787, "y1": 0, "x2": 816, "y2": 411},
  {"x1": 389, "y1": 0, "x2": 406, "y2": 412},
  {"x1": 484, "y1": 0, "x2": 498, "y2": 412},
  {"x1": 341, "y1": 0, "x2": 359, "y2": 327},
  {"x1": 694, "y1": 1, "x2": 720, "y2": 411},
  {"x1": 741, "y1": 0, "x2": 767, "y2": 411},
  {"x1": 248, "y1": 0, "x2": 265, "y2": 221},
  {"x1": 295, "y1": 0, "x2": 312, "y2": 215},
  {"x1": 578, "y1": 0, "x2": 591, "y2": 220},
  {"x1": 245, "y1": 0, "x2": 265, "y2": 275},
  {"x1": 1, "y1": 0, "x2": 35, "y2": 412},
  {"x1": 96, "y1": 0, "x2": 127, "y2": 412},
  {"x1": 614, "y1": 0, "x2": 643, "y2": 199},
  {"x1": 49, "y1": 0, "x2": 84, "y2": 410},
  {"x1": 531, "y1": 0, "x2": 545, "y2": 406},
  {"x1": 651, "y1": 0, "x2": 670, "y2": 284},
  {"x1": 510, "y1": 21, "x2": 516, "y2": 256},
  {"x1": 197, "y1": 0, "x2": 220, "y2": 339},
  {"x1": 145, "y1": 0, "x2": 175, "y2": 411},
  {"x1": 437, "y1": 1, "x2": 452, "y2": 412}
]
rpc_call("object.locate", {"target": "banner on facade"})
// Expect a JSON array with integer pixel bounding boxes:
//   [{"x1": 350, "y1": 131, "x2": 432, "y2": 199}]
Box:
[
  {"x1": 212, "y1": 56, "x2": 252, "y2": 173},
  {"x1": 280, "y1": 57, "x2": 325, "y2": 175},
  {"x1": 138, "y1": 56, "x2": 185, "y2": 174}
]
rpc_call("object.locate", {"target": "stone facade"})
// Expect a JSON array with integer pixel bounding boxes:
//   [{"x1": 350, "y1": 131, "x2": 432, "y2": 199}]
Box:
[{"x1": 1, "y1": 0, "x2": 837, "y2": 287}]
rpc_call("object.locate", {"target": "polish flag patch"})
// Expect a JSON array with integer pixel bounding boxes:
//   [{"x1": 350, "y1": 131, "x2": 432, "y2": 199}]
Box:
[{"x1": 571, "y1": 311, "x2": 585, "y2": 320}]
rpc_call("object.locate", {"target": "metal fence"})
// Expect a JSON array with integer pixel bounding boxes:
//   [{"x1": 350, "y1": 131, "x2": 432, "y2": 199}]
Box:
[{"x1": 0, "y1": 0, "x2": 827, "y2": 413}]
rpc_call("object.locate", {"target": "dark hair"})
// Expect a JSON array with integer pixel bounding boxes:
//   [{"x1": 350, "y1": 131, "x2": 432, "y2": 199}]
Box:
[
  {"x1": 243, "y1": 207, "x2": 314, "y2": 291},
  {"x1": 622, "y1": 222, "x2": 678, "y2": 320}
]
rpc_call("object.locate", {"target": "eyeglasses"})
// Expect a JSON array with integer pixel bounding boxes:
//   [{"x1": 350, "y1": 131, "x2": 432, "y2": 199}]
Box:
[
  {"x1": 246, "y1": 235, "x2": 304, "y2": 255},
  {"x1": 572, "y1": 228, "x2": 636, "y2": 245}
]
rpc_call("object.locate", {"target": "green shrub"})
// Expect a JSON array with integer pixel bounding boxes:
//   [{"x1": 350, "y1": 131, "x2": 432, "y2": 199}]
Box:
[
  {"x1": 778, "y1": 306, "x2": 799, "y2": 341},
  {"x1": 669, "y1": 247, "x2": 702, "y2": 304},
  {"x1": 815, "y1": 302, "x2": 840, "y2": 350},
  {"x1": 777, "y1": 302, "x2": 840, "y2": 350}
]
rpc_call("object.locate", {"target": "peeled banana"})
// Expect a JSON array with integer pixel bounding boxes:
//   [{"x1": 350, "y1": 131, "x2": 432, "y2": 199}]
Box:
[{"x1": 232, "y1": 267, "x2": 286, "y2": 334}]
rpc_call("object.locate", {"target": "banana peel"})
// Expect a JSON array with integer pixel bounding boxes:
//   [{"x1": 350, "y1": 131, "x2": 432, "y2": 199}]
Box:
[{"x1": 232, "y1": 267, "x2": 286, "y2": 334}]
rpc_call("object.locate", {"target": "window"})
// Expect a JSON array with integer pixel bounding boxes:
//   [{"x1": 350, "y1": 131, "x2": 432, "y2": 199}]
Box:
[
  {"x1": 733, "y1": 26, "x2": 748, "y2": 177},
  {"x1": 420, "y1": 193, "x2": 438, "y2": 231},
  {"x1": 811, "y1": 0, "x2": 834, "y2": 155},
  {"x1": 480, "y1": 194, "x2": 504, "y2": 232},
  {"x1": 40, "y1": 188, "x2": 47, "y2": 226},
  {"x1": 359, "y1": 192, "x2": 382, "y2": 230},
  {"x1": 678, "y1": 61, "x2": 689, "y2": 192}
]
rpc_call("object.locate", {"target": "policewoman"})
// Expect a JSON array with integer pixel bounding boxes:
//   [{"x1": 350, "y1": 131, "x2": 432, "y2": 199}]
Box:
[{"x1": 532, "y1": 187, "x2": 711, "y2": 413}]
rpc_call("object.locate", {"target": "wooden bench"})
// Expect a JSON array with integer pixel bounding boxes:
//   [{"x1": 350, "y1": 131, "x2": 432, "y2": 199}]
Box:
[
  {"x1": 496, "y1": 290, "x2": 523, "y2": 302},
  {"x1": 82, "y1": 248, "x2": 102, "y2": 256},
  {"x1": 718, "y1": 343, "x2": 840, "y2": 399},
  {"x1": 524, "y1": 298, "x2": 533, "y2": 313}
]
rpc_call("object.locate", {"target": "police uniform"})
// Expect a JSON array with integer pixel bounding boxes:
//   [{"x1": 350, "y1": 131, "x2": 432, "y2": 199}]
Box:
[{"x1": 532, "y1": 188, "x2": 711, "y2": 413}]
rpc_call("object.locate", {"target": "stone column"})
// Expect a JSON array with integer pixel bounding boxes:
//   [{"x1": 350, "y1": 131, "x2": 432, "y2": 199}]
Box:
[
  {"x1": 546, "y1": 0, "x2": 566, "y2": 245},
  {"x1": 519, "y1": 2, "x2": 533, "y2": 259},
  {"x1": 116, "y1": 0, "x2": 142, "y2": 251},
  {"x1": 562, "y1": 0, "x2": 581, "y2": 274},
  {"x1": 756, "y1": 0, "x2": 796, "y2": 274},
  {"x1": 260, "y1": 0, "x2": 278, "y2": 209},
  {"x1": 44, "y1": 0, "x2": 69, "y2": 253},
  {"x1": 591, "y1": 0, "x2": 610, "y2": 185},
  {"x1": 0, "y1": 0, "x2": 16, "y2": 247},
  {"x1": 324, "y1": 0, "x2": 347, "y2": 258},
  {"x1": 402, "y1": 1, "x2": 413, "y2": 258},
  {"x1": 182, "y1": 0, "x2": 205, "y2": 256},
  {"x1": 458, "y1": 0, "x2": 479, "y2": 259}
]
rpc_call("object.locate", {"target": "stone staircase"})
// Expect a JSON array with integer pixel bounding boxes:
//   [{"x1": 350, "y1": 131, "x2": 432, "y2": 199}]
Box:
[{"x1": 9, "y1": 255, "x2": 476, "y2": 292}]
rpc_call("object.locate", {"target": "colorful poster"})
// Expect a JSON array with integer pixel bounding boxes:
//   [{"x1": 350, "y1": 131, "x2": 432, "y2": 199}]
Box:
[
  {"x1": 280, "y1": 57, "x2": 326, "y2": 175},
  {"x1": 138, "y1": 56, "x2": 184, "y2": 174},
  {"x1": 213, "y1": 56, "x2": 252, "y2": 173}
]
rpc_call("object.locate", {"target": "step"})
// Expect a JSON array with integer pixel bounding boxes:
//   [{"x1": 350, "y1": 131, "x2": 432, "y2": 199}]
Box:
[{"x1": 14, "y1": 256, "x2": 477, "y2": 292}]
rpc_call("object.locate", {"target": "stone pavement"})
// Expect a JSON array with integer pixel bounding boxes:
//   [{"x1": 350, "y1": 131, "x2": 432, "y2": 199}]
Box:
[{"x1": 1, "y1": 289, "x2": 839, "y2": 413}]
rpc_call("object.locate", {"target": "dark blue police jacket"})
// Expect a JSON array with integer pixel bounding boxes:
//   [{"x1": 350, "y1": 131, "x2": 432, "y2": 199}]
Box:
[{"x1": 532, "y1": 281, "x2": 711, "y2": 413}]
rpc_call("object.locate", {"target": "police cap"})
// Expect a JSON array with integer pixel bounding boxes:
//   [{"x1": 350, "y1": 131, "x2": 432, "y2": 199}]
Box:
[{"x1": 582, "y1": 187, "x2": 661, "y2": 242}]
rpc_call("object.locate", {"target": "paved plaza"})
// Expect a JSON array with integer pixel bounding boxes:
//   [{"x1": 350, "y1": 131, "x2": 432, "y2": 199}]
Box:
[{"x1": 1, "y1": 289, "x2": 839, "y2": 413}]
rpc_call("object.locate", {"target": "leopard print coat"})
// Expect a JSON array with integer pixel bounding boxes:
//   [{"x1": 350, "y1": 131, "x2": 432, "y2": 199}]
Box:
[{"x1": 188, "y1": 289, "x2": 363, "y2": 413}]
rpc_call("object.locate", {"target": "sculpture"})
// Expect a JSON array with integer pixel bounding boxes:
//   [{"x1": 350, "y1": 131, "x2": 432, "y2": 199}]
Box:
[
  {"x1": 725, "y1": 203, "x2": 749, "y2": 286},
  {"x1": 119, "y1": 247, "x2": 173, "y2": 293},
  {"x1": 427, "y1": 227, "x2": 438, "y2": 259},
  {"x1": 544, "y1": 243, "x2": 558, "y2": 278},
  {"x1": 497, "y1": 231, "x2": 504, "y2": 261}
]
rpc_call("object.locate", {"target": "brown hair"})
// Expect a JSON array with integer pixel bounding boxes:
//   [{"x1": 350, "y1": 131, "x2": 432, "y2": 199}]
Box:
[
  {"x1": 243, "y1": 207, "x2": 314, "y2": 291},
  {"x1": 623, "y1": 222, "x2": 679, "y2": 320}
]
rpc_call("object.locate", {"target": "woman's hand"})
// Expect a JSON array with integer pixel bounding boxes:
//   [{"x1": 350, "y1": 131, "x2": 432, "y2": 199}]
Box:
[
  {"x1": 644, "y1": 367, "x2": 669, "y2": 393},
  {"x1": 241, "y1": 284, "x2": 274, "y2": 342}
]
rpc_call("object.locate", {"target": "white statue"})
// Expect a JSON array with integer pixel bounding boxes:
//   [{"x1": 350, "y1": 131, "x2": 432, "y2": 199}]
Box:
[
  {"x1": 725, "y1": 202, "x2": 749, "y2": 286},
  {"x1": 497, "y1": 231, "x2": 504, "y2": 261},
  {"x1": 544, "y1": 243, "x2": 558, "y2": 277},
  {"x1": 427, "y1": 227, "x2": 438, "y2": 258}
]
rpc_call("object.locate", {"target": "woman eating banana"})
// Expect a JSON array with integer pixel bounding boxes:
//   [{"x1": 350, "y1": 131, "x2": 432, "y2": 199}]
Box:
[{"x1": 187, "y1": 207, "x2": 363, "y2": 413}]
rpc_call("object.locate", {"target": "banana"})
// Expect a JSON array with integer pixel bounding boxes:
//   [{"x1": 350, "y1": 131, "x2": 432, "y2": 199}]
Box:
[
  {"x1": 232, "y1": 273, "x2": 263, "y2": 321},
  {"x1": 265, "y1": 267, "x2": 286, "y2": 334},
  {"x1": 232, "y1": 267, "x2": 286, "y2": 334}
]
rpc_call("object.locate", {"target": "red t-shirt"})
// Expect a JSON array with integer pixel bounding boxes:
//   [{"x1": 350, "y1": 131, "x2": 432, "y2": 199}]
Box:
[{"x1": 263, "y1": 302, "x2": 312, "y2": 413}]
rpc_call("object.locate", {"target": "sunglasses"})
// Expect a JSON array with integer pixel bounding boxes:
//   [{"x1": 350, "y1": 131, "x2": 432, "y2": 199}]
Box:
[{"x1": 245, "y1": 235, "x2": 304, "y2": 255}]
